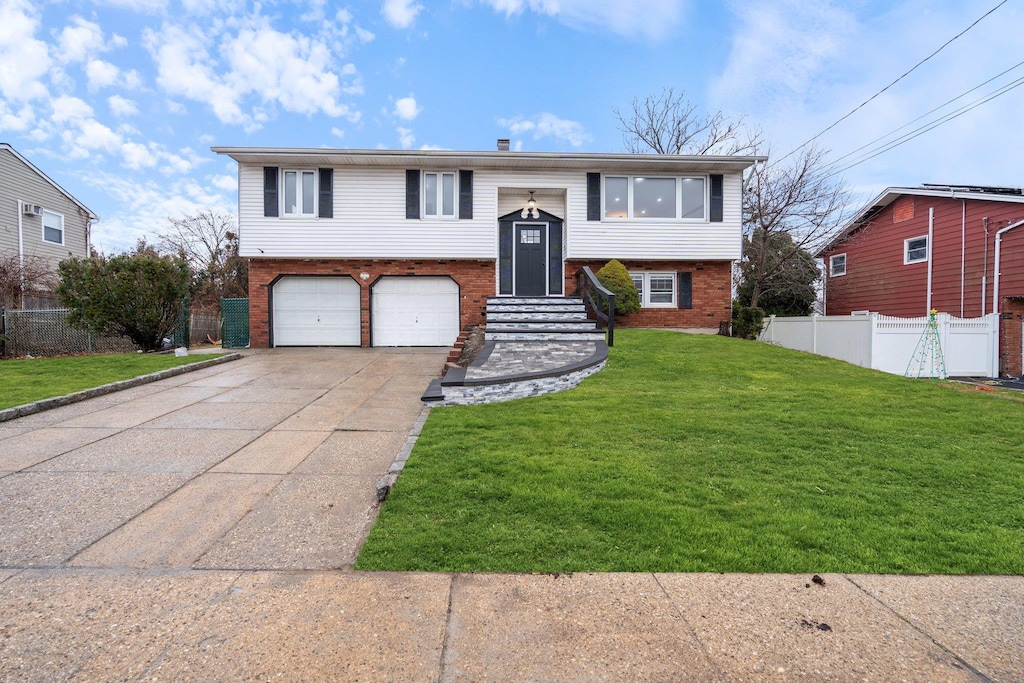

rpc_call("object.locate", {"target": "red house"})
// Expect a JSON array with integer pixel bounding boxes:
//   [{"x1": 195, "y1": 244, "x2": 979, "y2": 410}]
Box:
[{"x1": 819, "y1": 185, "x2": 1024, "y2": 377}]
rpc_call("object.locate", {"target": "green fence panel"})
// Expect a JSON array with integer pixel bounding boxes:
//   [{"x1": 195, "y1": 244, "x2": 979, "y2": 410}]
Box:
[
  {"x1": 173, "y1": 299, "x2": 190, "y2": 349},
  {"x1": 221, "y1": 298, "x2": 250, "y2": 349}
]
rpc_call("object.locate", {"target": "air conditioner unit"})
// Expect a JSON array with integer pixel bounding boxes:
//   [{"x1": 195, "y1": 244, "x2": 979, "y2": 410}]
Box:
[{"x1": 22, "y1": 202, "x2": 43, "y2": 217}]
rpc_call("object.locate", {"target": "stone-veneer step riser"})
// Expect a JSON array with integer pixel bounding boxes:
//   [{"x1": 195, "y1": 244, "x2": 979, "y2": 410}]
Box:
[
  {"x1": 486, "y1": 305, "x2": 587, "y2": 314},
  {"x1": 486, "y1": 331, "x2": 606, "y2": 342},
  {"x1": 433, "y1": 362, "x2": 606, "y2": 406},
  {"x1": 487, "y1": 297, "x2": 583, "y2": 306},
  {"x1": 486, "y1": 321, "x2": 598, "y2": 331},
  {"x1": 486, "y1": 310, "x2": 590, "y2": 321}
]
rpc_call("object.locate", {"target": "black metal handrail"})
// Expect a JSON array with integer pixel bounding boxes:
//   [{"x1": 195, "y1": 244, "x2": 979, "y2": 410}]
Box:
[{"x1": 576, "y1": 266, "x2": 615, "y2": 347}]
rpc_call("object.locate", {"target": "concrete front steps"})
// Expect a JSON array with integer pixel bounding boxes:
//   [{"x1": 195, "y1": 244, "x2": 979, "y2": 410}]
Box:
[{"x1": 422, "y1": 297, "x2": 609, "y2": 406}]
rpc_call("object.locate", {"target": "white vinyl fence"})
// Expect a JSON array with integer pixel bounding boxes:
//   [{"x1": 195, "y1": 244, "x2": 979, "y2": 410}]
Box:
[{"x1": 759, "y1": 313, "x2": 999, "y2": 378}]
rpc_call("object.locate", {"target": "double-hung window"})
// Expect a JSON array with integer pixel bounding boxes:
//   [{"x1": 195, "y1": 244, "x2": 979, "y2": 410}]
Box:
[
  {"x1": 42, "y1": 210, "x2": 64, "y2": 245},
  {"x1": 423, "y1": 172, "x2": 456, "y2": 218},
  {"x1": 283, "y1": 170, "x2": 316, "y2": 216},
  {"x1": 630, "y1": 271, "x2": 675, "y2": 307},
  {"x1": 605, "y1": 176, "x2": 706, "y2": 220},
  {"x1": 904, "y1": 236, "x2": 928, "y2": 264},
  {"x1": 829, "y1": 253, "x2": 846, "y2": 276}
]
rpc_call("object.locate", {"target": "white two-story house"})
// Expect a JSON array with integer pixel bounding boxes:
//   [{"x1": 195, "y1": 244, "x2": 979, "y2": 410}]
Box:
[{"x1": 213, "y1": 142, "x2": 763, "y2": 348}]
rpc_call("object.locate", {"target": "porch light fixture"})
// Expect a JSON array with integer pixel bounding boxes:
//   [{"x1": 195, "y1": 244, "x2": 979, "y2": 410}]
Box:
[{"x1": 521, "y1": 191, "x2": 539, "y2": 219}]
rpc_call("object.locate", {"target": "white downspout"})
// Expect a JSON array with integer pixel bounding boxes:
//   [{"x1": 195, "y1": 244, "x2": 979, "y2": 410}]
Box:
[
  {"x1": 17, "y1": 200, "x2": 24, "y2": 308},
  {"x1": 959, "y1": 199, "x2": 966, "y2": 317},
  {"x1": 926, "y1": 207, "x2": 934, "y2": 314},
  {"x1": 993, "y1": 219, "x2": 1024, "y2": 315}
]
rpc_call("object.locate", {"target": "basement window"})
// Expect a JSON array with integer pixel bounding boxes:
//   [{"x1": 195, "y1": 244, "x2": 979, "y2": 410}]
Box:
[
  {"x1": 904, "y1": 236, "x2": 928, "y2": 264},
  {"x1": 630, "y1": 271, "x2": 675, "y2": 307}
]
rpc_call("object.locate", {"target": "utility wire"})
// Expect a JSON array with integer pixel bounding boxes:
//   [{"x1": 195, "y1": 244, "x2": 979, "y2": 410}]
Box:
[
  {"x1": 818, "y1": 76, "x2": 1024, "y2": 181},
  {"x1": 772, "y1": 0, "x2": 1009, "y2": 167},
  {"x1": 824, "y1": 59, "x2": 1024, "y2": 169}
]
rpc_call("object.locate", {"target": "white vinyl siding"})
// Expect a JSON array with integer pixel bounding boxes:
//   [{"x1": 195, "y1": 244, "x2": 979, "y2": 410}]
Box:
[
  {"x1": 0, "y1": 147, "x2": 90, "y2": 265},
  {"x1": 236, "y1": 164, "x2": 743, "y2": 261},
  {"x1": 571, "y1": 171, "x2": 743, "y2": 260}
]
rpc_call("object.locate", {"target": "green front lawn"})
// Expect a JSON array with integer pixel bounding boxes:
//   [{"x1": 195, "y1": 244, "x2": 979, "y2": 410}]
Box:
[
  {"x1": 357, "y1": 330, "x2": 1024, "y2": 574},
  {"x1": 0, "y1": 353, "x2": 213, "y2": 410}
]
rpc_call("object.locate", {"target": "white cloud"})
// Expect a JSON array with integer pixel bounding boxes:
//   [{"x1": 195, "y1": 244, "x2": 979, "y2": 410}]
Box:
[
  {"x1": 144, "y1": 19, "x2": 361, "y2": 131},
  {"x1": 397, "y1": 126, "x2": 415, "y2": 149},
  {"x1": 331, "y1": 126, "x2": 345, "y2": 138},
  {"x1": 0, "y1": 102, "x2": 34, "y2": 133},
  {"x1": 479, "y1": 0, "x2": 686, "y2": 40},
  {"x1": 85, "y1": 59, "x2": 120, "y2": 90},
  {"x1": 51, "y1": 95, "x2": 94, "y2": 123},
  {"x1": 121, "y1": 141, "x2": 157, "y2": 169},
  {"x1": 393, "y1": 95, "x2": 421, "y2": 121},
  {"x1": 0, "y1": 0, "x2": 51, "y2": 102},
  {"x1": 56, "y1": 17, "x2": 106, "y2": 63},
  {"x1": 209, "y1": 173, "x2": 237, "y2": 192},
  {"x1": 108, "y1": 95, "x2": 139, "y2": 117},
  {"x1": 498, "y1": 112, "x2": 592, "y2": 147},
  {"x1": 83, "y1": 172, "x2": 238, "y2": 255},
  {"x1": 382, "y1": 0, "x2": 423, "y2": 28}
]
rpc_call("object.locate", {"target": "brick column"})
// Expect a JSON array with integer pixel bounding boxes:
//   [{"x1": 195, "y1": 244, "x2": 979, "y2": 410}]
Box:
[{"x1": 999, "y1": 297, "x2": 1024, "y2": 377}]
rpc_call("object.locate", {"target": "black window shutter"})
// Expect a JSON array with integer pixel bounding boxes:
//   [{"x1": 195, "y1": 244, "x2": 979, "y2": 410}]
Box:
[
  {"x1": 459, "y1": 170, "x2": 473, "y2": 219},
  {"x1": 548, "y1": 221, "x2": 563, "y2": 295},
  {"x1": 678, "y1": 272, "x2": 693, "y2": 309},
  {"x1": 318, "y1": 168, "x2": 333, "y2": 218},
  {"x1": 405, "y1": 170, "x2": 420, "y2": 219},
  {"x1": 586, "y1": 173, "x2": 601, "y2": 221},
  {"x1": 263, "y1": 167, "x2": 279, "y2": 217},
  {"x1": 710, "y1": 174, "x2": 724, "y2": 222},
  {"x1": 498, "y1": 219, "x2": 513, "y2": 294}
]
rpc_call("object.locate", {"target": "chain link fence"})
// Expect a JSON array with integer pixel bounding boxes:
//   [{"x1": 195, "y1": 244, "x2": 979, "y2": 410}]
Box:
[
  {"x1": 221, "y1": 298, "x2": 249, "y2": 348},
  {"x1": 1, "y1": 308, "x2": 137, "y2": 357}
]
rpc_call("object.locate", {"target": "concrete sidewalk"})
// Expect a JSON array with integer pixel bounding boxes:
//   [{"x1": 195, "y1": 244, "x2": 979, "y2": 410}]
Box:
[
  {"x1": 0, "y1": 569, "x2": 1021, "y2": 681},
  {"x1": 0, "y1": 348, "x2": 1021, "y2": 681}
]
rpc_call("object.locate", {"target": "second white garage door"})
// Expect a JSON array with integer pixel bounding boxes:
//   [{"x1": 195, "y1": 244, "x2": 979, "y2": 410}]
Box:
[
  {"x1": 273, "y1": 276, "x2": 360, "y2": 346},
  {"x1": 372, "y1": 276, "x2": 459, "y2": 346}
]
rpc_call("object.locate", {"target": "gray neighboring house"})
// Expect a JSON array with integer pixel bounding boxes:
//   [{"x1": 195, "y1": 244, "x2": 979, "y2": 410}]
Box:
[{"x1": 0, "y1": 143, "x2": 97, "y2": 304}]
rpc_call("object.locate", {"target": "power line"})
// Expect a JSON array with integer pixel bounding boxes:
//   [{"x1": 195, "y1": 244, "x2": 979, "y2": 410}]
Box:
[
  {"x1": 773, "y1": 0, "x2": 1009, "y2": 167},
  {"x1": 818, "y1": 76, "x2": 1024, "y2": 181},
  {"x1": 824, "y1": 59, "x2": 1024, "y2": 169}
]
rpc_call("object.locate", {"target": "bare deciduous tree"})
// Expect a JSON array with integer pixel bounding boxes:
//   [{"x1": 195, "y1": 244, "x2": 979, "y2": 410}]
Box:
[
  {"x1": 0, "y1": 254, "x2": 57, "y2": 309},
  {"x1": 158, "y1": 210, "x2": 247, "y2": 310},
  {"x1": 615, "y1": 88, "x2": 762, "y2": 156},
  {"x1": 742, "y1": 145, "x2": 849, "y2": 309}
]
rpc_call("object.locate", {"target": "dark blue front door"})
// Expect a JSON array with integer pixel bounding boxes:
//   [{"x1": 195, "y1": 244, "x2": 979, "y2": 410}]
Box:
[{"x1": 515, "y1": 224, "x2": 546, "y2": 296}]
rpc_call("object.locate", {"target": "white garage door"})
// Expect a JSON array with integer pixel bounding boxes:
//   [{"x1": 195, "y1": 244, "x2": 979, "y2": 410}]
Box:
[
  {"x1": 372, "y1": 276, "x2": 459, "y2": 346},
  {"x1": 273, "y1": 276, "x2": 360, "y2": 346}
]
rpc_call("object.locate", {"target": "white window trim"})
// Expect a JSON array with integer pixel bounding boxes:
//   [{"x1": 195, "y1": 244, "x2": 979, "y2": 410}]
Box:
[
  {"x1": 629, "y1": 271, "x2": 676, "y2": 308},
  {"x1": 603, "y1": 174, "x2": 708, "y2": 222},
  {"x1": 904, "y1": 235, "x2": 928, "y2": 265},
  {"x1": 42, "y1": 209, "x2": 64, "y2": 246},
  {"x1": 281, "y1": 169, "x2": 318, "y2": 218},
  {"x1": 422, "y1": 171, "x2": 458, "y2": 220},
  {"x1": 829, "y1": 253, "x2": 847, "y2": 277}
]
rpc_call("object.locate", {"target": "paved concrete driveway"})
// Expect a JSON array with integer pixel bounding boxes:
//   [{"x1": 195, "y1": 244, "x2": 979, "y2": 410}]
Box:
[{"x1": 0, "y1": 348, "x2": 445, "y2": 571}]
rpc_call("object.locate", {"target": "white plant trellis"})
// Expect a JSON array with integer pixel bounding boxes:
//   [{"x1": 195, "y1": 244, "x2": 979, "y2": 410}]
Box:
[{"x1": 905, "y1": 309, "x2": 948, "y2": 380}]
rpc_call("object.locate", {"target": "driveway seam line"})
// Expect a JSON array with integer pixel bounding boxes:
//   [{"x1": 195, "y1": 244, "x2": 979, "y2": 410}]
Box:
[
  {"x1": 843, "y1": 574, "x2": 993, "y2": 682},
  {"x1": 651, "y1": 572, "x2": 725, "y2": 680},
  {"x1": 437, "y1": 573, "x2": 457, "y2": 683}
]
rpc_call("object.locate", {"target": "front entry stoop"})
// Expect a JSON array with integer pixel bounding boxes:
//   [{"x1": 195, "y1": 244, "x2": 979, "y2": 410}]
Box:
[{"x1": 421, "y1": 297, "x2": 609, "y2": 405}]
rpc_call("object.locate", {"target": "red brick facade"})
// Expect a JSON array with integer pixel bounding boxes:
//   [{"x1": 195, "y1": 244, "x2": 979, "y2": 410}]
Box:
[
  {"x1": 1000, "y1": 297, "x2": 1024, "y2": 377},
  {"x1": 249, "y1": 257, "x2": 734, "y2": 347},
  {"x1": 564, "y1": 260, "x2": 732, "y2": 328},
  {"x1": 248, "y1": 258, "x2": 495, "y2": 348}
]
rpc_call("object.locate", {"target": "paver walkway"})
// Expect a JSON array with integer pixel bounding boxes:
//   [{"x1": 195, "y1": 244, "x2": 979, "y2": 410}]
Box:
[{"x1": 1, "y1": 348, "x2": 1022, "y2": 681}]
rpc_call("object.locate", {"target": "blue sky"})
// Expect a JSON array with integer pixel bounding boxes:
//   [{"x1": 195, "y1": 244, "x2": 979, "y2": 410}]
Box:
[{"x1": 2, "y1": 0, "x2": 1022, "y2": 253}]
